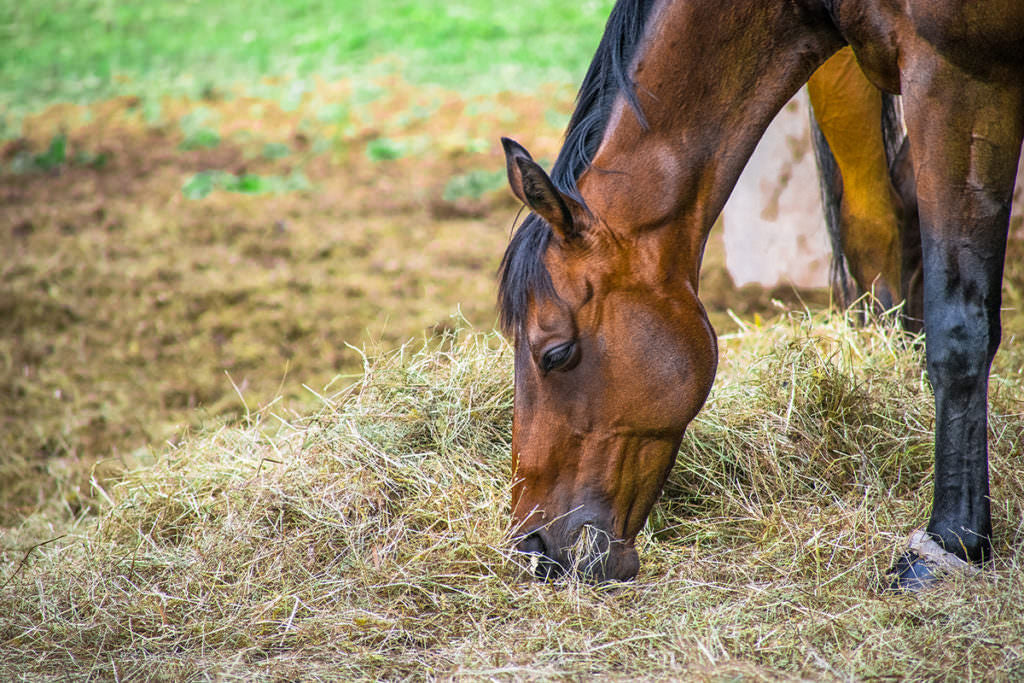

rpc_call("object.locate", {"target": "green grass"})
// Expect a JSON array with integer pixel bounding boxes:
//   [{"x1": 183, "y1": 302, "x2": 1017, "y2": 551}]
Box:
[
  {"x1": 181, "y1": 169, "x2": 311, "y2": 198},
  {"x1": 0, "y1": 0, "x2": 615, "y2": 123}
]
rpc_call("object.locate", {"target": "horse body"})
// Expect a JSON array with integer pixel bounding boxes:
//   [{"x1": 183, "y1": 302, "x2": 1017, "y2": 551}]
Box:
[
  {"x1": 501, "y1": 0, "x2": 1023, "y2": 584},
  {"x1": 807, "y1": 47, "x2": 917, "y2": 319}
]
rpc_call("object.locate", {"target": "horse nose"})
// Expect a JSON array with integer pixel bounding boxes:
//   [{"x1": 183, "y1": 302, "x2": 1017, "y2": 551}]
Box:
[
  {"x1": 515, "y1": 532, "x2": 564, "y2": 580},
  {"x1": 515, "y1": 531, "x2": 547, "y2": 556}
]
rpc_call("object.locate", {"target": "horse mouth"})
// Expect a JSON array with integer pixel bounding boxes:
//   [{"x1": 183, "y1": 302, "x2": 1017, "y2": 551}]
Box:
[{"x1": 514, "y1": 523, "x2": 640, "y2": 583}]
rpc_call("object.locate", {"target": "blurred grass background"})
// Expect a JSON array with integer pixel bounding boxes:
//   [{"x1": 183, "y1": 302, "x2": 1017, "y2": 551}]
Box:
[{"x1": 0, "y1": 0, "x2": 615, "y2": 128}]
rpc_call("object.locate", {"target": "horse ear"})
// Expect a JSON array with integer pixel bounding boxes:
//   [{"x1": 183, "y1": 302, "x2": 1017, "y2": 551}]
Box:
[{"x1": 501, "y1": 137, "x2": 579, "y2": 239}]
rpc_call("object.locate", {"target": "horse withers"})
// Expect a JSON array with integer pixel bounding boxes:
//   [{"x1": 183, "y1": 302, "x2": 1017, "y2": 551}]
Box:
[{"x1": 499, "y1": 0, "x2": 1023, "y2": 586}]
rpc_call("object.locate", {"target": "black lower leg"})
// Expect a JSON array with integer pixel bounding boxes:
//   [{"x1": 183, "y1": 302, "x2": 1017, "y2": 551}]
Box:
[{"x1": 919, "y1": 230, "x2": 1006, "y2": 565}]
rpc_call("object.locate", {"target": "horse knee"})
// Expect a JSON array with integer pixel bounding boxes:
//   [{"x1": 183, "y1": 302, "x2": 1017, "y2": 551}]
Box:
[{"x1": 925, "y1": 305, "x2": 999, "y2": 390}]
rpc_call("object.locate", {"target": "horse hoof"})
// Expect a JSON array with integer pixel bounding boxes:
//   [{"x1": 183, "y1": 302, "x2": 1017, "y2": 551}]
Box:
[
  {"x1": 886, "y1": 551, "x2": 940, "y2": 592},
  {"x1": 884, "y1": 529, "x2": 982, "y2": 593}
]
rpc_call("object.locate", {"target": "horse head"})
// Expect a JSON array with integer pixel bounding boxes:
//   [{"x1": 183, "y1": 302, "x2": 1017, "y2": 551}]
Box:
[{"x1": 500, "y1": 138, "x2": 717, "y2": 582}]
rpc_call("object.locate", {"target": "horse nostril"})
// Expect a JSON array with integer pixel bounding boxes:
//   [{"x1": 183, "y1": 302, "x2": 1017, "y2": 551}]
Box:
[
  {"x1": 515, "y1": 532, "x2": 563, "y2": 580},
  {"x1": 516, "y1": 532, "x2": 548, "y2": 557}
]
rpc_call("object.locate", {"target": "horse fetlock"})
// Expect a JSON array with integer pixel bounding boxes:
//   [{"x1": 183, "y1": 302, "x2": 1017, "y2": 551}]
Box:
[{"x1": 924, "y1": 523, "x2": 992, "y2": 565}]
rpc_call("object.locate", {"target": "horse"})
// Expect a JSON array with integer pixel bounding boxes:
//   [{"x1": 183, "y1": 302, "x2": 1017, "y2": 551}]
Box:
[
  {"x1": 498, "y1": 0, "x2": 1023, "y2": 588},
  {"x1": 807, "y1": 46, "x2": 924, "y2": 330}
]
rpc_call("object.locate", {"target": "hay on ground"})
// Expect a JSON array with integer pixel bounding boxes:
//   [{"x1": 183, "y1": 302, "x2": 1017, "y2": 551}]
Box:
[{"x1": 2, "y1": 311, "x2": 1023, "y2": 680}]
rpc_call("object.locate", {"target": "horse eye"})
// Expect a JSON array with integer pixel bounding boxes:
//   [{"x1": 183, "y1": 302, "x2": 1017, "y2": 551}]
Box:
[{"x1": 540, "y1": 342, "x2": 577, "y2": 373}]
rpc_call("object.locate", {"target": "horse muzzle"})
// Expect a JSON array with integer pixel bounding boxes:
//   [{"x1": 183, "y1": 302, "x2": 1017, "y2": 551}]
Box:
[{"x1": 514, "y1": 520, "x2": 640, "y2": 583}]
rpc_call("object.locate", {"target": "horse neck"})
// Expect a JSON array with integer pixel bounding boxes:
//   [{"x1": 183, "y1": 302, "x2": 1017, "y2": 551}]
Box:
[{"x1": 580, "y1": 0, "x2": 843, "y2": 289}]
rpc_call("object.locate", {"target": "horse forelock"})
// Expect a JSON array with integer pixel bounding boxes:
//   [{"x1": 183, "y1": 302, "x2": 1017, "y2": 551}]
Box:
[
  {"x1": 498, "y1": 212, "x2": 556, "y2": 336},
  {"x1": 498, "y1": 0, "x2": 657, "y2": 335}
]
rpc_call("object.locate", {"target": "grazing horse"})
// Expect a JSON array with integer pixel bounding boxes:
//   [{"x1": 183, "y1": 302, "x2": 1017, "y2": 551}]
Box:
[{"x1": 499, "y1": 0, "x2": 1023, "y2": 586}]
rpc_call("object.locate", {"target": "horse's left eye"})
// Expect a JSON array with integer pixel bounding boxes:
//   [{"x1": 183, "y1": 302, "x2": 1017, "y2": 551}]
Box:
[{"x1": 540, "y1": 342, "x2": 577, "y2": 373}]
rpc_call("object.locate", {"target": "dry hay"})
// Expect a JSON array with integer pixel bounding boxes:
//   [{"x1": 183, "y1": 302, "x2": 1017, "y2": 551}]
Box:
[{"x1": 2, "y1": 310, "x2": 1023, "y2": 680}]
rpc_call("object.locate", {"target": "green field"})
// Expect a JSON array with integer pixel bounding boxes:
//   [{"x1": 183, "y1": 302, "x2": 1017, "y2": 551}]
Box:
[{"x1": 1, "y1": 0, "x2": 614, "y2": 126}]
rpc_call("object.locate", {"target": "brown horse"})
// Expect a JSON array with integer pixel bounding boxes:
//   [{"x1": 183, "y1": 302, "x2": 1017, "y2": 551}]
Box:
[
  {"x1": 499, "y1": 0, "x2": 1023, "y2": 587},
  {"x1": 807, "y1": 46, "x2": 924, "y2": 329}
]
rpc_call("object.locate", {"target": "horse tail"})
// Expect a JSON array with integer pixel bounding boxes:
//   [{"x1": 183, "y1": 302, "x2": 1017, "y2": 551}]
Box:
[
  {"x1": 880, "y1": 92, "x2": 904, "y2": 170},
  {"x1": 809, "y1": 105, "x2": 853, "y2": 307}
]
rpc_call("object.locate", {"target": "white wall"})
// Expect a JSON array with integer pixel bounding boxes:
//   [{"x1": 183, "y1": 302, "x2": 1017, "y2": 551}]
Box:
[
  {"x1": 721, "y1": 89, "x2": 831, "y2": 288},
  {"x1": 722, "y1": 89, "x2": 1024, "y2": 289}
]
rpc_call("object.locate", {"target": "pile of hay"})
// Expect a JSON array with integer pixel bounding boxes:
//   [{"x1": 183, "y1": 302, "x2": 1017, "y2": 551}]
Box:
[{"x1": 2, "y1": 312, "x2": 1022, "y2": 680}]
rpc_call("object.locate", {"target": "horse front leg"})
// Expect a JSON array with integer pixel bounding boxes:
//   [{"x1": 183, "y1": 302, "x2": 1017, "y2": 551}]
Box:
[{"x1": 892, "y1": 55, "x2": 1024, "y2": 590}]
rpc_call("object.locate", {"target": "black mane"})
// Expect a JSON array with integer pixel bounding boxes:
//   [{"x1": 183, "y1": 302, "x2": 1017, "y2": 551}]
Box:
[{"x1": 497, "y1": 0, "x2": 657, "y2": 335}]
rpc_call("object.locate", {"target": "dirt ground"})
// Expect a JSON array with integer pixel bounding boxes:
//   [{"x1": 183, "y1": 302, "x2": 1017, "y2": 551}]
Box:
[{"x1": 2, "y1": 79, "x2": 1021, "y2": 521}]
